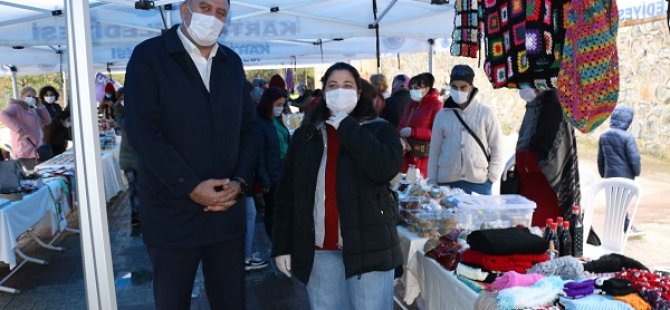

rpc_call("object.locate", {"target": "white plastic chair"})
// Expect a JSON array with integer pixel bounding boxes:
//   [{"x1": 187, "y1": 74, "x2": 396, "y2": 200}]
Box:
[{"x1": 582, "y1": 178, "x2": 641, "y2": 259}]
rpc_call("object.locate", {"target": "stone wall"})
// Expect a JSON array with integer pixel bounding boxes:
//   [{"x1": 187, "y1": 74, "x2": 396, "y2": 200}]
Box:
[{"x1": 332, "y1": 19, "x2": 670, "y2": 158}]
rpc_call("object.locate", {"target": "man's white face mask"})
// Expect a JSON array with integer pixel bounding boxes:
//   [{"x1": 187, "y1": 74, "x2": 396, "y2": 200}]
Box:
[{"x1": 186, "y1": 5, "x2": 225, "y2": 47}]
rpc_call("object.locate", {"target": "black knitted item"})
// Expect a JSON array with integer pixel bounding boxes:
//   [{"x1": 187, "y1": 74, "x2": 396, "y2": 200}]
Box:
[{"x1": 583, "y1": 253, "x2": 649, "y2": 273}]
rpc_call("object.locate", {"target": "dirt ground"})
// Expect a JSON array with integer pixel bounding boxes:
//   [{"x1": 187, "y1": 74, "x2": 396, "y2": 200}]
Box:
[{"x1": 578, "y1": 146, "x2": 670, "y2": 270}]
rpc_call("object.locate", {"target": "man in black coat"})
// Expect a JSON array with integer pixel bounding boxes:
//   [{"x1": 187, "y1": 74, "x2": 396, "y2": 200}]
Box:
[
  {"x1": 380, "y1": 74, "x2": 411, "y2": 127},
  {"x1": 124, "y1": 0, "x2": 256, "y2": 309}
]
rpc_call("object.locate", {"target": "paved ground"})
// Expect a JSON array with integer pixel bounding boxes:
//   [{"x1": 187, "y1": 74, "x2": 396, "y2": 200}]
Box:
[{"x1": 0, "y1": 192, "x2": 311, "y2": 309}]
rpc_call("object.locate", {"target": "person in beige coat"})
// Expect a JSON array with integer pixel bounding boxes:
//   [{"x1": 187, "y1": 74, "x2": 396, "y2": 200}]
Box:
[{"x1": 427, "y1": 65, "x2": 503, "y2": 195}]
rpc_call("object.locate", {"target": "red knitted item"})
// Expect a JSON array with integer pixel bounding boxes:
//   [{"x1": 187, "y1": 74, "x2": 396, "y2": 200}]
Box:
[
  {"x1": 461, "y1": 250, "x2": 549, "y2": 273},
  {"x1": 616, "y1": 269, "x2": 670, "y2": 302}
]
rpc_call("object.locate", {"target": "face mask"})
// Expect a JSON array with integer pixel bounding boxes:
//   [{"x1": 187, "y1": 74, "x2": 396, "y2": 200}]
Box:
[
  {"x1": 105, "y1": 93, "x2": 112, "y2": 99},
  {"x1": 24, "y1": 96, "x2": 36, "y2": 106},
  {"x1": 410, "y1": 89, "x2": 425, "y2": 102},
  {"x1": 186, "y1": 6, "x2": 225, "y2": 47},
  {"x1": 44, "y1": 96, "x2": 56, "y2": 104},
  {"x1": 273, "y1": 106, "x2": 284, "y2": 117},
  {"x1": 519, "y1": 88, "x2": 537, "y2": 102},
  {"x1": 325, "y1": 88, "x2": 358, "y2": 114},
  {"x1": 450, "y1": 89, "x2": 470, "y2": 104}
]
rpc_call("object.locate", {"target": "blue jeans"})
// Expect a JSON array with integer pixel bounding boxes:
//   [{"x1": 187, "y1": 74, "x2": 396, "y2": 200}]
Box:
[
  {"x1": 244, "y1": 197, "x2": 257, "y2": 258},
  {"x1": 443, "y1": 180, "x2": 492, "y2": 195},
  {"x1": 306, "y1": 250, "x2": 394, "y2": 310}
]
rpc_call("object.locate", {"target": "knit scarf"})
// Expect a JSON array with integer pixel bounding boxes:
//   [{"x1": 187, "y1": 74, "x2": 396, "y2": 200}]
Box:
[
  {"x1": 451, "y1": 0, "x2": 480, "y2": 58},
  {"x1": 516, "y1": 90, "x2": 581, "y2": 221},
  {"x1": 556, "y1": 0, "x2": 620, "y2": 133},
  {"x1": 461, "y1": 250, "x2": 549, "y2": 273}
]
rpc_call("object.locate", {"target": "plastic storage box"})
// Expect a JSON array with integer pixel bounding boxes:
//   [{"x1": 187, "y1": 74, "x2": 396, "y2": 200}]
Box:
[{"x1": 454, "y1": 194, "x2": 536, "y2": 231}]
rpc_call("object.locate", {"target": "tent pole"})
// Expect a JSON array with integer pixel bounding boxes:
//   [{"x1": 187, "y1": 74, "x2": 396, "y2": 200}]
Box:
[
  {"x1": 372, "y1": 0, "x2": 381, "y2": 74},
  {"x1": 10, "y1": 66, "x2": 18, "y2": 99},
  {"x1": 428, "y1": 38, "x2": 435, "y2": 74},
  {"x1": 65, "y1": 0, "x2": 117, "y2": 309}
]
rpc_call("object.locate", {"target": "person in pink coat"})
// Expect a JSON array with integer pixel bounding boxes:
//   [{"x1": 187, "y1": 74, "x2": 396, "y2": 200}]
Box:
[{"x1": 0, "y1": 87, "x2": 52, "y2": 170}]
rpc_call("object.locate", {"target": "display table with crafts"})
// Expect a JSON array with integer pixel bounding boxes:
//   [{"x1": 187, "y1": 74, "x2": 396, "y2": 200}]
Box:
[
  {"x1": 35, "y1": 141, "x2": 126, "y2": 202},
  {"x1": 416, "y1": 249, "x2": 479, "y2": 310},
  {"x1": 0, "y1": 178, "x2": 72, "y2": 293}
]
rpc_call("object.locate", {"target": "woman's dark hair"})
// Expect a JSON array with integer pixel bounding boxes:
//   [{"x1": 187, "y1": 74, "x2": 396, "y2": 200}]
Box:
[
  {"x1": 360, "y1": 79, "x2": 381, "y2": 105},
  {"x1": 302, "y1": 62, "x2": 377, "y2": 139},
  {"x1": 312, "y1": 89, "x2": 323, "y2": 98},
  {"x1": 409, "y1": 72, "x2": 435, "y2": 89},
  {"x1": 257, "y1": 87, "x2": 287, "y2": 120},
  {"x1": 38, "y1": 85, "x2": 60, "y2": 103},
  {"x1": 116, "y1": 87, "x2": 125, "y2": 100}
]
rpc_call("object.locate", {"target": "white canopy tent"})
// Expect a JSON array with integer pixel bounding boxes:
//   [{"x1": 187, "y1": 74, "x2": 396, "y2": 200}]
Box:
[
  {"x1": 0, "y1": 0, "x2": 455, "y2": 74},
  {"x1": 1, "y1": 0, "x2": 666, "y2": 308}
]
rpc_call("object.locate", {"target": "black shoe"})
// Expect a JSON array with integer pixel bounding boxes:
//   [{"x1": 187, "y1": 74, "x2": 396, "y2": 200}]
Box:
[{"x1": 245, "y1": 256, "x2": 269, "y2": 271}]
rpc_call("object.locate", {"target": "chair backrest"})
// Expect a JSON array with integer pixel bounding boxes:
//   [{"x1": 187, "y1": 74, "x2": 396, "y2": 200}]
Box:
[{"x1": 582, "y1": 178, "x2": 641, "y2": 253}]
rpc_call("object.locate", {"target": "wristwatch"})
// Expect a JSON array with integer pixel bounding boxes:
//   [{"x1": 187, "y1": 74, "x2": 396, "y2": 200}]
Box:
[{"x1": 232, "y1": 177, "x2": 248, "y2": 195}]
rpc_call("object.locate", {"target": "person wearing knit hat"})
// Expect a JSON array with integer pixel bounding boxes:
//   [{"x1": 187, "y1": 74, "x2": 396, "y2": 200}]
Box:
[
  {"x1": 427, "y1": 64, "x2": 504, "y2": 195},
  {"x1": 104, "y1": 82, "x2": 116, "y2": 99},
  {"x1": 380, "y1": 74, "x2": 411, "y2": 127},
  {"x1": 99, "y1": 82, "x2": 117, "y2": 120},
  {"x1": 269, "y1": 74, "x2": 286, "y2": 90}
]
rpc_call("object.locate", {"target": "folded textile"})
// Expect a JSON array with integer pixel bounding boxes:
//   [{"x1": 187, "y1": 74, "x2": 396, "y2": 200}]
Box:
[
  {"x1": 559, "y1": 295, "x2": 634, "y2": 310},
  {"x1": 563, "y1": 279, "x2": 596, "y2": 299},
  {"x1": 458, "y1": 275, "x2": 489, "y2": 293},
  {"x1": 467, "y1": 227, "x2": 548, "y2": 255},
  {"x1": 496, "y1": 276, "x2": 564, "y2": 310},
  {"x1": 615, "y1": 269, "x2": 670, "y2": 308},
  {"x1": 492, "y1": 271, "x2": 544, "y2": 291},
  {"x1": 584, "y1": 254, "x2": 648, "y2": 274},
  {"x1": 639, "y1": 290, "x2": 670, "y2": 310},
  {"x1": 457, "y1": 263, "x2": 498, "y2": 283},
  {"x1": 527, "y1": 256, "x2": 585, "y2": 280},
  {"x1": 613, "y1": 293, "x2": 652, "y2": 310},
  {"x1": 462, "y1": 250, "x2": 549, "y2": 273},
  {"x1": 596, "y1": 278, "x2": 637, "y2": 296}
]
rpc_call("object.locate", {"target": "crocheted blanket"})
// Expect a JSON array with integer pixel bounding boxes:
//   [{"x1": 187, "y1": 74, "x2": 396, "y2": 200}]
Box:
[
  {"x1": 482, "y1": 0, "x2": 568, "y2": 89},
  {"x1": 556, "y1": 0, "x2": 620, "y2": 133},
  {"x1": 451, "y1": 0, "x2": 480, "y2": 58}
]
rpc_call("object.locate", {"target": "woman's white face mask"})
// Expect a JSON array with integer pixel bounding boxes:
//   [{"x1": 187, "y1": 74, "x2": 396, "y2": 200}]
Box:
[
  {"x1": 325, "y1": 88, "x2": 358, "y2": 114},
  {"x1": 272, "y1": 106, "x2": 284, "y2": 117},
  {"x1": 410, "y1": 88, "x2": 427, "y2": 102},
  {"x1": 44, "y1": 96, "x2": 56, "y2": 104},
  {"x1": 519, "y1": 88, "x2": 538, "y2": 102}
]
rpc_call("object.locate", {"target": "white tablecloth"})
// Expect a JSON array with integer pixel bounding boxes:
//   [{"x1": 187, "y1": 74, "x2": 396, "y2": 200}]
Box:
[
  {"x1": 0, "y1": 179, "x2": 70, "y2": 269},
  {"x1": 397, "y1": 226, "x2": 429, "y2": 304},
  {"x1": 416, "y1": 250, "x2": 479, "y2": 310},
  {"x1": 35, "y1": 145, "x2": 126, "y2": 202}
]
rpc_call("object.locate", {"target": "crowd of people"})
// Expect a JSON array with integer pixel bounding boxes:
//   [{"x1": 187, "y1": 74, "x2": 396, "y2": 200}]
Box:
[{"x1": 0, "y1": 0, "x2": 644, "y2": 309}]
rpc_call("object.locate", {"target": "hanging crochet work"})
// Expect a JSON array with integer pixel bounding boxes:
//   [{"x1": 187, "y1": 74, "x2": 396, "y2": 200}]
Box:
[
  {"x1": 482, "y1": 0, "x2": 568, "y2": 89},
  {"x1": 451, "y1": 0, "x2": 480, "y2": 58},
  {"x1": 556, "y1": 0, "x2": 620, "y2": 133}
]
